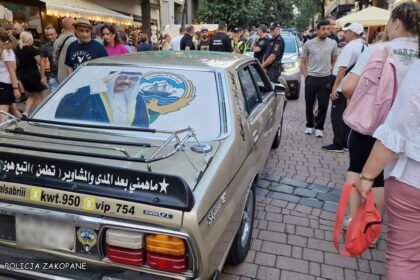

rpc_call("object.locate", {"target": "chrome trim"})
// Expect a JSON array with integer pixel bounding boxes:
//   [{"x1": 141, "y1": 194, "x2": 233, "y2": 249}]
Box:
[{"x1": 0, "y1": 202, "x2": 200, "y2": 279}]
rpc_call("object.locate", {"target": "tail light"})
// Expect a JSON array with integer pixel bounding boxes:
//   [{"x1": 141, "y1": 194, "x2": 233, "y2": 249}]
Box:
[
  {"x1": 147, "y1": 253, "x2": 187, "y2": 273},
  {"x1": 146, "y1": 234, "x2": 187, "y2": 273},
  {"x1": 106, "y1": 245, "x2": 144, "y2": 266},
  {"x1": 146, "y1": 234, "x2": 186, "y2": 256},
  {"x1": 105, "y1": 229, "x2": 144, "y2": 266},
  {"x1": 103, "y1": 230, "x2": 189, "y2": 274}
]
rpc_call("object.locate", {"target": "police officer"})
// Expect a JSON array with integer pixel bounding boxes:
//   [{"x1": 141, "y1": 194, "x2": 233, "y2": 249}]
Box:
[
  {"x1": 261, "y1": 21, "x2": 285, "y2": 83},
  {"x1": 210, "y1": 22, "x2": 232, "y2": 52},
  {"x1": 251, "y1": 24, "x2": 270, "y2": 63},
  {"x1": 232, "y1": 28, "x2": 246, "y2": 54}
]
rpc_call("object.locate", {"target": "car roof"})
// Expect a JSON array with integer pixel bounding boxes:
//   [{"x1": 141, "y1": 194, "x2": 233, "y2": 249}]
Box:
[{"x1": 86, "y1": 51, "x2": 254, "y2": 71}]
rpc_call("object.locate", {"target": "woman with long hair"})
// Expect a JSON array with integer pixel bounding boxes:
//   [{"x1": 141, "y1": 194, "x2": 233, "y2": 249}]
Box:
[
  {"x1": 342, "y1": 1, "x2": 419, "y2": 242},
  {"x1": 0, "y1": 28, "x2": 21, "y2": 120},
  {"x1": 15, "y1": 31, "x2": 46, "y2": 117},
  {"x1": 101, "y1": 24, "x2": 128, "y2": 56}
]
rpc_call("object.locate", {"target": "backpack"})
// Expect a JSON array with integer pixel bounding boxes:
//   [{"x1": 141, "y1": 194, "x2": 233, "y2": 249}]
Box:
[
  {"x1": 343, "y1": 45, "x2": 398, "y2": 136},
  {"x1": 334, "y1": 183, "x2": 382, "y2": 257}
]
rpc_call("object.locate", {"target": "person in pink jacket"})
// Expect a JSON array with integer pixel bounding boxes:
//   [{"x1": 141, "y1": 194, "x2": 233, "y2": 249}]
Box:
[{"x1": 101, "y1": 24, "x2": 128, "y2": 56}]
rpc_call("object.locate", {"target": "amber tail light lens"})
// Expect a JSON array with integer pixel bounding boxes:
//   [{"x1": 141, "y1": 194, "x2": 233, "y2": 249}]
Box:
[{"x1": 146, "y1": 234, "x2": 186, "y2": 256}]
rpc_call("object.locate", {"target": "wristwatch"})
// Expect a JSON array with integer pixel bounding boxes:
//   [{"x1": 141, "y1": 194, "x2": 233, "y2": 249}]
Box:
[
  {"x1": 360, "y1": 174, "x2": 374, "y2": 182},
  {"x1": 13, "y1": 87, "x2": 18, "y2": 89}
]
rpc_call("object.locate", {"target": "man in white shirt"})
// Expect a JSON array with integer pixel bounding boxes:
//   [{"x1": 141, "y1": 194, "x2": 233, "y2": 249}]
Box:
[
  {"x1": 169, "y1": 27, "x2": 185, "y2": 51},
  {"x1": 322, "y1": 23, "x2": 366, "y2": 152}
]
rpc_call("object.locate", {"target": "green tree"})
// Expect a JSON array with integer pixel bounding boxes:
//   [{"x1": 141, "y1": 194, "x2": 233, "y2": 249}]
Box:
[
  {"x1": 294, "y1": 0, "x2": 322, "y2": 31},
  {"x1": 260, "y1": 0, "x2": 295, "y2": 27},
  {"x1": 196, "y1": 0, "x2": 264, "y2": 28}
]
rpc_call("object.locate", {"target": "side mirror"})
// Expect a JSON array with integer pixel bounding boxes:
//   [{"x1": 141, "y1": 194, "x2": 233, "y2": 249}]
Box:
[{"x1": 274, "y1": 84, "x2": 286, "y2": 96}]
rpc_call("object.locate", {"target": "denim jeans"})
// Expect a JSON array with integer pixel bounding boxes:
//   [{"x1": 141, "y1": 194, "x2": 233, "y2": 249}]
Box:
[{"x1": 48, "y1": 77, "x2": 59, "y2": 92}]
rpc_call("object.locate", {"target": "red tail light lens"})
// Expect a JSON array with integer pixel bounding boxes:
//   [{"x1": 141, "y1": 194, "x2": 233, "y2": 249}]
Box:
[
  {"x1": 106, "y1": 244, "x2": 144, "y2": 266},
  {"x1": 147, "y1": 252, "x2": 187, "y2": 273}
]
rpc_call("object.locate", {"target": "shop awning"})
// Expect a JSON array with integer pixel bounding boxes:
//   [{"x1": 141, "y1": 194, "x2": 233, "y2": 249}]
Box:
[
  {"x1": 41, "y1": 0, "x2": 134, "y2": 25},
  {"x1": 337, "y1": 6, "x2": 391, "y2": 27}
]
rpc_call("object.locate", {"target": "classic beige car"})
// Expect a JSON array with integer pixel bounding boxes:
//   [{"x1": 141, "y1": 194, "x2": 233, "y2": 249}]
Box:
[{"x1": 0, "y1": 51, "x2": 286, "y2": 280}]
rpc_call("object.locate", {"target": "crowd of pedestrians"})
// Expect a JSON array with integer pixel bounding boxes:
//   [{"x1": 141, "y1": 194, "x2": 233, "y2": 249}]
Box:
[
  {"x1": 300, "y1": 2, "x2": 419, "y2": 279},
  {"x1": 0, "y1": 18, "x2": 159, "y2": 120}
]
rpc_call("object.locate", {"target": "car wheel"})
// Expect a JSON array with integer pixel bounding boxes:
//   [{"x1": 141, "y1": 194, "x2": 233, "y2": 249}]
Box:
[
  {"x1": 286, "y1": 83, "x2": 300, "y2": 100},
  {"x1": 227, "y1": 186, "x2": 255, "y2": 265},
  {"x1": 271, "y1": 116, "x2": 284, "y2": 149}
]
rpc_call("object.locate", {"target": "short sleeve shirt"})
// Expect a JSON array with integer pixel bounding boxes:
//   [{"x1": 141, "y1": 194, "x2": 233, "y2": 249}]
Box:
[
  {"x1": 180, "y1": 34, "x2": 195, "y2": 50},
  {"x1": 0, "y1": 49, "x2": 15, "y2": 84},
  {"x1": 40, "y1": 41, "x2": 58, "y2": 77},
  {"x1": 301, "y1": 37, "x2": 338, "y2": 77},
  {"x1": 65, "y1": 40, "x2": 108, "y2": 70},
  {"x1": 210, "y1": 32, "x2": 232, "y2": 52},
  {"x1": 351, "y1": 37, "x2": 419, "y2": 86},
  {"x1": 253, "y1": 36, "x2": 269, "y2": 63},
  {"x1": 263, "y1": 34, "x2": 285, "y2": 66},
  {"x1": 198, "y1": 39, "x2": 210, "y2": 51}
]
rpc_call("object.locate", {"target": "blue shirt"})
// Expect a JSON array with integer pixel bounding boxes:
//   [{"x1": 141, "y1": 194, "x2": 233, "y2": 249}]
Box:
[{"x1": 65, "y1": 40, "x2": 108, "y2": 70}]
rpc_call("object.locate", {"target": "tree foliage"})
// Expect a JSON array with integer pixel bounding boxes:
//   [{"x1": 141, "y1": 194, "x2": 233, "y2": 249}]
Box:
[
  {"x1": 195, "y1": 0, "x2": 324, "y2": 31},
  {"x1": 196, "y1": 0, "x2": 299, "y2": 28}
]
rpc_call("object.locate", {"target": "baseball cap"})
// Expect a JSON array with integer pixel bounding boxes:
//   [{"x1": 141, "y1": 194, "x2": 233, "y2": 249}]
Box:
[
  {"x1": 201, "y1": 27, "x2": 209, "y2": 32},
  {"x1": 218, "y1": 21, "x2": 227, "y2": 29},
  {"x1": 73, "y1": 18, "x2": 92, "y2": 29},
  {"x1": 233, "y1": 27, "x2": 243, "y2": 33},
  {"x1": 269, "y1": 21, "x2": 281, "y2": 29},
  {"x1": 343, "y1": 22, "x2": 364, "y2": 35}
]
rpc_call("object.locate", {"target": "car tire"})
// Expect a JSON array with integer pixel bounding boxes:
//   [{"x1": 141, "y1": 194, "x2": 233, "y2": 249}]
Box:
[
  {"x1": 286, "y1": 83, "x2": 300, "y2": 100},
  {"x1": 271, "y1": 115, "x2": 284, "y2": 149},
  {"x1": 226, "y1": 186, "x2": 255, "y2": 265}
]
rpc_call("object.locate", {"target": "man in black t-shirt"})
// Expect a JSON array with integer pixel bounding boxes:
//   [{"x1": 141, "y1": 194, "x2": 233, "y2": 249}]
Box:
[
  {"x1": 262, "y1": 21, "x2": 285, "y2": 83},
  {"x1": 197, "y1": 27, "x2": 210, "y2": 51},
  {"x1": 251, "y1": 24, "x2": 270, "y2": 63},
  {"x1": 327, "y1": 16, "x2": 340, "y2": 43},
  {"x1": 180, "y1": 25, "x2": 196, "y2": 51},
  {"x1": 210, "y1": 22, "x2": 232, "y2": 52}
]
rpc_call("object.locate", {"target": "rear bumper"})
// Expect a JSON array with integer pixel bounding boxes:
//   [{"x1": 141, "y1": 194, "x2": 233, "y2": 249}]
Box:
[{"x1": 0, "y1": 245, "x2": 172, "y2": 280}]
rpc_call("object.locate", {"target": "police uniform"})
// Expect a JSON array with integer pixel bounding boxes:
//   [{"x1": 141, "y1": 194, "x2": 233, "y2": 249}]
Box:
[
  {"x1": 264, "y1": 22, "x2": 285, "y2": 83},
  {"x1": 210, "y1": 22, "x2": 232, "y2": 52},
  {"x1": 253, "y1": 35, "x2": 270, "y2": 63}
]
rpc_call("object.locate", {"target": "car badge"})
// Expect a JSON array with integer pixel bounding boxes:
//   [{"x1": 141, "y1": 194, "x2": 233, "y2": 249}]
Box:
[{"x1": 77, "y1": 228, "x2": 97, "y2": 252}]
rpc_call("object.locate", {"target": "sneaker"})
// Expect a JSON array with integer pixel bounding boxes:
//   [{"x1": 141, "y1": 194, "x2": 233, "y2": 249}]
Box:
[
  {"x1": 322, "y1": 143, "x2": 344, "y2": 153},
  {"x1": 315, "y1": 129, "x2": 323, "y2": 138},
  {"x1": 305, "y1": 127, "x2": 314, "y2": 135}
]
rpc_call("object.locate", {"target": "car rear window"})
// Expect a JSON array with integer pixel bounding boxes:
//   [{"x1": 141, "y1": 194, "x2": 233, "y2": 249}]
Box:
[{"x1": 33, "y1": 66, "x2": 222, "y2": 139}]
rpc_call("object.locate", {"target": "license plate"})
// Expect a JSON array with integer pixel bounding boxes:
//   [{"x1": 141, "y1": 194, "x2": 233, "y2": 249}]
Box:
[{"x1": 15, "y1": 215, "x2": 75, "y2": 252}]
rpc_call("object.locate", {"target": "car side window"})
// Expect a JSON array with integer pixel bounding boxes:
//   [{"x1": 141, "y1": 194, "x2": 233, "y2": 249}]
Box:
[
  {"x1": 248, "y1": 64, "x2": 272, "y2": 99},
  {"x1": 238, "y1": 67, "x2": 261, "y2": 113}
]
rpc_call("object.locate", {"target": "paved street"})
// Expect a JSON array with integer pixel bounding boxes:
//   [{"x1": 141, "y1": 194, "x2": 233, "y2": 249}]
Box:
[{"x1": 222, "y1": 88, "x2": 387, "y2": 279}]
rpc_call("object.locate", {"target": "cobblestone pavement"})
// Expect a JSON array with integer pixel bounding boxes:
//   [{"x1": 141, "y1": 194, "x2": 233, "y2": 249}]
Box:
[{"x1": 222, "y1": 93, "x2": 387, "y2": 279}]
